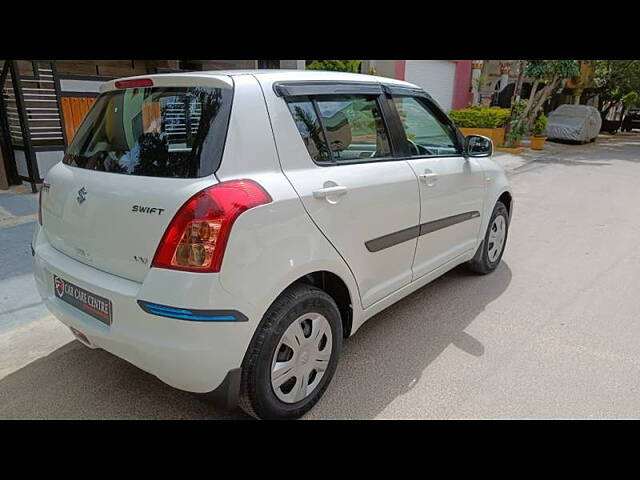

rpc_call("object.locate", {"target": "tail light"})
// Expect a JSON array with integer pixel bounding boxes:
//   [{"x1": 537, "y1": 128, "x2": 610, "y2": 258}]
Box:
[
  {"x1": 115, "y1": 78, "x2": 154, "y2": 89},
  {"x1": 152, "y1": 180, "x2": 272, "y2": 273},
  {"x1": 38, "y1": 187, "x2": 43, "y2": 225},
  {"x1": 37, "y1": 183, "x2": 47, "y2": 225}
]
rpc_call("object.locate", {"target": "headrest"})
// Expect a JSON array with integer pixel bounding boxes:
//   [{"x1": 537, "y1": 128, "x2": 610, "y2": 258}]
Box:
[{"x1": 324, "y1": 111, "x2": 352, "y2": 152}]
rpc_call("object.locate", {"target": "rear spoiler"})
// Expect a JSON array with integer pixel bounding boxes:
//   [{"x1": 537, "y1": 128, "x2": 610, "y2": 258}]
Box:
[{"x1": 100, "y1": 73, "x2": 234, "y2": 94}]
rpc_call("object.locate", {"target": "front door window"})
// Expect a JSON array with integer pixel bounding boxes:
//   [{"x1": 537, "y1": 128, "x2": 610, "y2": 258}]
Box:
[{"x1": 392, "y1": 95, "x2": 461, "y2": 157}]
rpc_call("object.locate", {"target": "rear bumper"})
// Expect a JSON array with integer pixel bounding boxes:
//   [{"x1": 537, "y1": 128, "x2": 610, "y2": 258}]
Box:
[{"x1": 33, "y1": 232, "x2": 256, "y2": 398}]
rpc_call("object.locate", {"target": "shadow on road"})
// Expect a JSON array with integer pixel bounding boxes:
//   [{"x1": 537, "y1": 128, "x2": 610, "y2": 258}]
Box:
[
  {"x1": 0, "y1": 339, "x2": 245, "y2": 419},
  {"x1": 308, "y1": 261, "x2": 512, "y2": 418},
  {"x1": 0, "y1": 262, "x2": 511, "y2": 420},
  {"x1": 535, "y1": 132, "x2": 640, "y2": 168}
]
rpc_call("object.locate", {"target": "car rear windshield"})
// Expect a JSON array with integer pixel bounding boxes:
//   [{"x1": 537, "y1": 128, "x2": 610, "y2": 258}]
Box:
[{"x1": 63, "y1": 86, "x2": 233, "y2": 178}]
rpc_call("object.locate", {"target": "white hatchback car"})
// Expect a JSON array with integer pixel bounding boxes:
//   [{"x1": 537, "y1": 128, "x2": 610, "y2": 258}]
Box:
[{"x1": 33, "y1": 70, "x2": 512, "y2": 419}]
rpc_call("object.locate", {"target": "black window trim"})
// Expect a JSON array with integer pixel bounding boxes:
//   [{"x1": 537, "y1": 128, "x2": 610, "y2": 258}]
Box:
[
  {"x1": 274, "y1": 80, "x2": 383, "y2": 97},
  {"x1": 311, "y1": 97, "x2": 335, "y2": 164}
]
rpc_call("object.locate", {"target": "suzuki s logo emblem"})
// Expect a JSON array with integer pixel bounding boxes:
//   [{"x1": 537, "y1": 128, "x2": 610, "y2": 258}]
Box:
[
  {"x1": 77, "y1": 187, "x2": 87, "y2": 204},
  {"x1": 54, "y1": 277, "x2": 65, "y2": 298}
]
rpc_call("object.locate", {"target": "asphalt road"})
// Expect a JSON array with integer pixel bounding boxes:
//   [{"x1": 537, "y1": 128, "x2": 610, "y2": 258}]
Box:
[{"x1": 2, "y1": 132, "x2": 640, "y2": 419}]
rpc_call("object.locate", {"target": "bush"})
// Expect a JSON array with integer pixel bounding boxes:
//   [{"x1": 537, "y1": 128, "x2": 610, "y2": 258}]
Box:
[
  {"x1": 306, "y1": 60, "x2": 362, "y2": 73},
  {"x1": 449, "y1": 105, "x2": 511, "y2": 128},
  {"x1": 533, "y1": 113, "x2": 548, "y2": 137}
]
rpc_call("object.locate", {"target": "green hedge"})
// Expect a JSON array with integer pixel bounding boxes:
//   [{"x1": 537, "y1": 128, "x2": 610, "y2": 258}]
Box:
[
  {"x1": 306, "y1": 60, "x2": 362, "y2": 73},
  {"x1": 449, "y1": 105, "x2": 511, "y2": 128}
]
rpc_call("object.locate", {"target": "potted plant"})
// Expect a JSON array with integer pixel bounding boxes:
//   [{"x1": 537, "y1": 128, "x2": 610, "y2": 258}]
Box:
[
  {"x1": 449, "y1": 105, "x2": 510, "y2": 145},
  {"x1": 530, "y1": 113, "x2": 548, "y2": 150}
]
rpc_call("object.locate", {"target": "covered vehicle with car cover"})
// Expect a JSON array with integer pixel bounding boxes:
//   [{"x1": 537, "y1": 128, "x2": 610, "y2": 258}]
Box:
[{"x1": 546, "y1": 104, "x2": 602, "y2": 143}]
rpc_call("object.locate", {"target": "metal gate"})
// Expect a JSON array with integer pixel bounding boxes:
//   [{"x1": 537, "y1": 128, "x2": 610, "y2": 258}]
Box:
[{"x1": 0, "y1": 60, "x2": 67, "y2": 192}]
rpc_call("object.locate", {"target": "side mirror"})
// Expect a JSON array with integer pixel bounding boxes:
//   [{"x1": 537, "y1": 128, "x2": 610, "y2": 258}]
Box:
[{"x1": 464, "y1": 134, "x2": 493, "y2": 158}]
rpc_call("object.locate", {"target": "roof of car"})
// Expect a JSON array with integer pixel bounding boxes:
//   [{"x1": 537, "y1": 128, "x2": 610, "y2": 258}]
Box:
[
  {"x1": 212, "y1": 69, "x2": 415, "y2": 84},
  {"x1": 117, "y1": 69, "x2": 419, "y2": 89}
]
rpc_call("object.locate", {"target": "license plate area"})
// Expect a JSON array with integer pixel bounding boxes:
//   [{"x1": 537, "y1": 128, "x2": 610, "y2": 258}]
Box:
[{"x1": 53, "y1": 274, "x2": 113, "y2": 326}]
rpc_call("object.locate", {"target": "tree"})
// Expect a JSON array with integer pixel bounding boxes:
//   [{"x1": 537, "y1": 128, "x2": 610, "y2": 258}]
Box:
[
  {"x1": 588, "y1": 60, "x2": 640, "y2": 120},
  {"x1": 306, "y1": 60, "x2": 362, "y2": 73},
  {"x1": 503, "y1": 60, "x2": 580, "y2": 147},
  {"x1": 621, "y1": 91, "x2": 640, "y2": 109},
  {"x1": 511, "y1": 60, "x2": 527, "y2": 104},
  {"x1": 504, "y1": 60, "x2": 527, "y2": 145},
  {"x1": 522, "y1": 60, "x2": 580, "y2": 130}
]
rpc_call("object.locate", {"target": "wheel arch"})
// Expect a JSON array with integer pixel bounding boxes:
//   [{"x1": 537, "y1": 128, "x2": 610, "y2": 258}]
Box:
[
  {"x1": 239, "y1": 267, "x2": 357, "y2": 382},
  {"x1": 260, "y1": 269, "x2": 356, "y2": 339},
  {"x1": 293, "y1": 271, "x2": 353, "y2": 338},
  {"x1": 497, "y1": 190, "x2": 513, "y2": 220},
  {"x1": 475, "y1": 176, "x2": 513, "y2": 254}
]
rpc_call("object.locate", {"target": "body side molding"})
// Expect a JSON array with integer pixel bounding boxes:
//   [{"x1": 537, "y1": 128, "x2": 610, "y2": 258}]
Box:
[{"x1": 365, "y1": 211, "x2": 480, "y2": 253}]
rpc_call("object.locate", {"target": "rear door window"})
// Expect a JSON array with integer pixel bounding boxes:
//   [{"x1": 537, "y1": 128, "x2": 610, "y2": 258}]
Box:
[
  {"x1": 315, "y1": 95, "x2": 391, "y2": 162},
  {"x1": 286, "y1": 94, "x2": 392, "y2": 164},
  {"x1": 63, "y1": 86, "x2": 233, "y2": 178}
]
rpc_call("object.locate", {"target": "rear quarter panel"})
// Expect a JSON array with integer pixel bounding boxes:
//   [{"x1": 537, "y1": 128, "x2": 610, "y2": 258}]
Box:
[{"x1": 214, "y1": 74, "x2": 363, "y2": 335}]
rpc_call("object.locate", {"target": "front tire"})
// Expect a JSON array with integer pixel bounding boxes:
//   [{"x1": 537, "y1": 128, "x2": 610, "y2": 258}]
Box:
[
  {"x1": 466, "y1": 201, "x2": 509, "y2": 274},
  {"x1": 239, "y1": 283, "x2": 342, "y2": 419}
]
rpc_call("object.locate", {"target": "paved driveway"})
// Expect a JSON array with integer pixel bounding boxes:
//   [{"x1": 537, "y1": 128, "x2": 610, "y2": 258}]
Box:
[{"x1": 2, "y1": 132, "x2": 640, "y2": 419}]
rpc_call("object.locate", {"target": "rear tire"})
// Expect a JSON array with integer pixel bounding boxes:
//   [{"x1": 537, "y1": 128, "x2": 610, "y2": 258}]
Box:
[
  {"x1": 466, "y1": 201, "x2": 509, "y2": 275},
  {"x1": 239, "y1": 283, "x2": 342, "y2": 420}
]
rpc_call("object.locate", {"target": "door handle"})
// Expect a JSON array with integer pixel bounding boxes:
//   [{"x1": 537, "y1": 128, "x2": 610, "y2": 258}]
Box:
[
  {"x1": 419, "y1": 172, "x2": 438, "y2": 186},
  {"x1": 313, "y1": 185, "x2": 348, "y2": 199}
]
